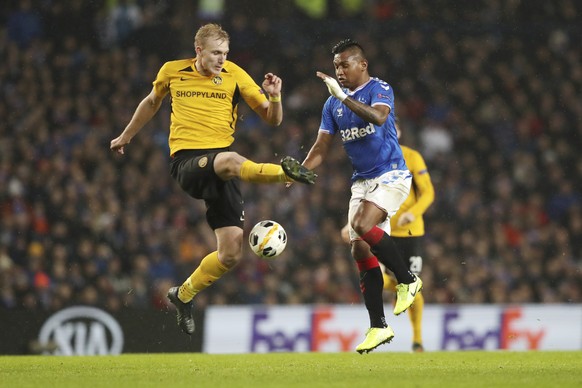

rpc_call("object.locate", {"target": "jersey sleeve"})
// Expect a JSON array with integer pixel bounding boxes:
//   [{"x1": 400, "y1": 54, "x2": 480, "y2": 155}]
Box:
[
  {"x1": 370, "y1": 80, "x2": 394, "y2": 112},
  {"x1": 231, "y1": 63, "x2": 268, "y2": 109},
  {"x1": 407, "y1": 149, "x2": 435, "y2": 217},
  {"x1": 319, "y1": 97, "x2": 337, "y2": 135},
  {"x1": 152, "y1": 62, "x2": 171, "y2": 97}
]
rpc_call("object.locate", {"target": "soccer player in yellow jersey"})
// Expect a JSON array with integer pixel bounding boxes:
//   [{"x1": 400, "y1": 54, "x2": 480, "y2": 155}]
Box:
[
  {"x1": 110, "y1": 23, "x2": 316, "y2": 335},
  {"x1": 341, "y1": 119, "x2": 434, "y2": 352}
]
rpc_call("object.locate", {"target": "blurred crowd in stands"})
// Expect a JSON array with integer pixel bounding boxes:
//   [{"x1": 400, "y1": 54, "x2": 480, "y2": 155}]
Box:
[{"x1": 1, "y1": 0, "x2": 581, "y2": 312}]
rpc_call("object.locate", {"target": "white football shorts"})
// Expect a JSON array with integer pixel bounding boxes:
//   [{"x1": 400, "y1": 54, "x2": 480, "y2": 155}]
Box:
[{"x1": 347, "y1": 169, "x2": 412, "y2": 241}]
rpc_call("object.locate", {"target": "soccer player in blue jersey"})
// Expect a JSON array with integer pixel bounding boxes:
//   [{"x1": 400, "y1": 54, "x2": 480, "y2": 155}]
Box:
[{"x1": 300, "y1": 39, "x2": 423, "y2": 353}]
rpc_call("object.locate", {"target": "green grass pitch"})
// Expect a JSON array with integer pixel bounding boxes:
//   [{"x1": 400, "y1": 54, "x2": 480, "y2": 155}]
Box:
[{"x1": 1, "y1": 351, "x2": 580, "y2": 387}]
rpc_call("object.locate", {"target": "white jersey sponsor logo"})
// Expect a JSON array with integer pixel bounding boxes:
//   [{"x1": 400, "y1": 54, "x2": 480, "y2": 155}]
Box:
[{"x1": 340, "y1": 123, "x2": 376, "y2": 142}]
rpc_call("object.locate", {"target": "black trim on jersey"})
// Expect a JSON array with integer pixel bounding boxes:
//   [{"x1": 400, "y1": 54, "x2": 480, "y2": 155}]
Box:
[
  {"x1": 179, "y1": 66, "x2": 194, "y2": 72},
  {"x1": 411, "y1": 176, "x2": 419, "y2": 202},
  {"x1": 406, "y1": 176, "x2": 419, "y2": 236},
  {"x1": 231, "y1": 84, "x2": 241, "y2": 130}
]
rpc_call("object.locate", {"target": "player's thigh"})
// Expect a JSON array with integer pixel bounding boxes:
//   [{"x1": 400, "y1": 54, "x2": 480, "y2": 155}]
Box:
[
  {"x1": 347, "y1": 180, "x2": 366, "y2": 241},
  {"x1": 356, "y1": 170, "x2": 411, "y2": 237},
  {"x1": 205, "y1": 178, "x2": 244, "y2": 231},
  {"x1": 170, "y1": 149, "x2": 225, "y2": 199},
  {"x1": 213, "y1": 151, "x2": 247, "y2": 180},
  {"x1": 364, "y1": 170, "x2": 411, "y2": 219}
]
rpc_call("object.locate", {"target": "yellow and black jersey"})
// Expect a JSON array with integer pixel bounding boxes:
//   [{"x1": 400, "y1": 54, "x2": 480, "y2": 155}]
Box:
[
  {"x1": 390, "y1": 145, "x2": 435, "y2": 237},
  {"x1": 152, "y1": 58, "x2": 268, "y2": 155}
]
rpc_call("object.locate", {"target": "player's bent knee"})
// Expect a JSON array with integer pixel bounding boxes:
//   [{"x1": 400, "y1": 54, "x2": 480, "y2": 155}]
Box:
[
  {"x1": 351, "y1": 240, "x2": 373, "y2": 260},
  {"x1": 218, "y1": 241, "x2": 243, "y2": 267},
  {"x1": 351, "y1": 220, "x2": 375, "y2": 238},
  {"x1": 216, "y1": 227, "x2": 244, "y2": 267},
  {"x1": 219, "y1": 252, "x2": 242, "y2": 268},
  {"x1": 214, "y1": 152, "x2": 246, "y2": 179}
]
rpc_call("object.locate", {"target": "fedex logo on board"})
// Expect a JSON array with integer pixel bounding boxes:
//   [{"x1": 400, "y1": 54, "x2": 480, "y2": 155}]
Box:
[
  {"x1": 250, "y1": 308, "x2": 358, "y2": 352},
  {"x1": 442, "y1": 307, "x2": 546, "y2": 350}
]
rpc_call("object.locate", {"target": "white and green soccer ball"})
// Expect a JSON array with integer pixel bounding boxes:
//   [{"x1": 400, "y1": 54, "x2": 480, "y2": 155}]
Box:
[{"x1": 249, "y1": 220, "x2": 287, "y2": 259}]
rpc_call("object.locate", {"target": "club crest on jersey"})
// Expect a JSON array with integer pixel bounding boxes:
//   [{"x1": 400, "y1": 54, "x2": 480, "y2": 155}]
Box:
[
  {"x1": 337, "y1": 107, "x2": 343, "y2": 117},
  {"x1": 198, "y1": 156, "x2": 208, "y2": 168},
  {"x1": 212, "y1": 75, "x2": 223, "y2": 85}
]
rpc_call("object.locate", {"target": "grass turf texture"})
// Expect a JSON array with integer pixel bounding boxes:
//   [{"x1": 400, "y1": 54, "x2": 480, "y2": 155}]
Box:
[{"x1": 1, "y1": 351, "x2": 580, "y2": 388}]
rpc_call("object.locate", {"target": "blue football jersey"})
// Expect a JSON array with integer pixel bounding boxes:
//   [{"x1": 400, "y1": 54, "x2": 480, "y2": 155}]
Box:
[{"x1": 319, "y1": 77, "x2": 406, "y2": 181}]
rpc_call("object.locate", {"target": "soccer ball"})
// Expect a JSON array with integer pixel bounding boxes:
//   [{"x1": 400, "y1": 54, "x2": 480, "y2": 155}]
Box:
[{"x1": 248, "y1": 220, "x2": 287, "y2": 259}]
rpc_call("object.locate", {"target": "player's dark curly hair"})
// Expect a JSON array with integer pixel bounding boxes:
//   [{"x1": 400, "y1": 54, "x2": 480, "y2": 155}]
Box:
[{"x1": 331, "y1": 39, "x2": 365, "y2": 56}]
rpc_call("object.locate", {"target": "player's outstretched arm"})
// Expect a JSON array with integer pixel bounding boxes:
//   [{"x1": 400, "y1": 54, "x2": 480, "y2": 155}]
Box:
[
  {"x1": 110, "y1": 88, "x2": 164, "y2": 154},
  {"x1": 284, "y1": 133, "x2": 330, "y2": 188},
  {"x1": 406, "y1": 152, "x2": 435, "y2": 217},
  {"x1": 397, "y1": 150, "x2": 435, "y2": 226},
  {"x1": 302, "y1": 131, "x2": 333, "y2": 171}
]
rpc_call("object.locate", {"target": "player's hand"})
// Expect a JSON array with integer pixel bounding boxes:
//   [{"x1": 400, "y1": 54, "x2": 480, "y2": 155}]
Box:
[
  {"x1": 316, "y1": 71, "x2": 347, "y2": 101},
  {"x1": 110, "y1": 135, "x2": 131, "y2": 155},
  {"x1": 340, "y1": 223, "x2": 350, "y2": 244},
  {"x1": 262, "y1": 73, "x2": 282, "y2": 97},
  {"x1": 397, "y1": 212, "x2": 416, "y2": 227}
]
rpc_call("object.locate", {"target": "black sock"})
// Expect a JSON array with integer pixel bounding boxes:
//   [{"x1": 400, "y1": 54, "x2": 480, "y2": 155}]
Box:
[
  {"x1": 360, "y1": 266, "x2": 387, "y2": 328},
  {"x1": 370, "y1": 234, "x2": 415, "y2": 284}
]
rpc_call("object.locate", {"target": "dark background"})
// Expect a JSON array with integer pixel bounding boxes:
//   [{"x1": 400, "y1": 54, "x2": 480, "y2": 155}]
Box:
[{"x1": 0, "y1": 1, "x2": 581, "y2": 326}]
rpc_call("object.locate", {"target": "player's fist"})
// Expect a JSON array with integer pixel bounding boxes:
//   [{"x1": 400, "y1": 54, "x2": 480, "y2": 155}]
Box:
[
  {"x1": 316, "y1": 71, "x2": 347, "y2": 101},
  {"x1": 262, "y1": 73, "x2": 282, "y2": 95},
  {"x1": 110, "y1": 135, "x2": 130, "y2": 155}
]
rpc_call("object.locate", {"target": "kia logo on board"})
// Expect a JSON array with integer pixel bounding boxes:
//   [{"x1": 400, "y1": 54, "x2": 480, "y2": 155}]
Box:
[{"x1": 38, "y1": 306, "x2": 124, "y2": 355}]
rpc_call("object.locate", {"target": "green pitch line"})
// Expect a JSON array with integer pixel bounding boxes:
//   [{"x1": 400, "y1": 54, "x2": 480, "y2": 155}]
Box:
[{"x1": 0, "y1": 351, "x2": 580, "y2": 388}]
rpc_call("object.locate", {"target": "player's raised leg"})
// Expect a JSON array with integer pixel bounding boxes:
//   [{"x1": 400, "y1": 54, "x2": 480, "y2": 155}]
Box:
[{"x1": 215, "y1": 152, "x2": 316, "y2": 184}]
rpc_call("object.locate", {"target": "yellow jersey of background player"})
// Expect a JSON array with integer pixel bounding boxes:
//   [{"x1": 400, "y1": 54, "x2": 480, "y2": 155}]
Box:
[
  {"x1": 390, "y1": 144, "x2": 435, "y2": 237},
  {"x1": 386, "y1": 141, "x2": 434, "y2": 352},
  {"x1": 153, "y1": 58, "x2": 267, "y2": 155}
]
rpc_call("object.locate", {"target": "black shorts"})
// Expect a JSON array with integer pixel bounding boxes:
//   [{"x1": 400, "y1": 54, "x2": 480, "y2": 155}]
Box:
[
  {"x1": 170, "y1": 149, "x2": 243, "y2": 230},
  {"x1": 392, "y1": 236, "x2": 424, "y2": 275}
]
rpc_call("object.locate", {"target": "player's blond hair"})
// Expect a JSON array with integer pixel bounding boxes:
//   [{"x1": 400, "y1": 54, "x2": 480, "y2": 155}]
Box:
[{"x1": 194, "y1": 23, "x2": 229, "y2": 48}]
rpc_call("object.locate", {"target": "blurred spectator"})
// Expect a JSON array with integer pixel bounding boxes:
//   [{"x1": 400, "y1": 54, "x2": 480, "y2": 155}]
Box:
[
  {"x1": 6, "y1": 0, "x2": 42, "y2": 48},
  {"x1": 104, "y1": 0, "x2": 143, "y2": 46}
]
